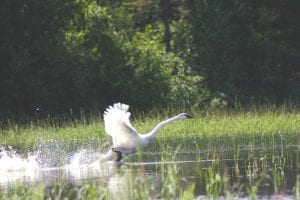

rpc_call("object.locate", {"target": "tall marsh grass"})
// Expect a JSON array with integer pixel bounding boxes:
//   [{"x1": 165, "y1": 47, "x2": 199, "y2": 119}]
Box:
[{"x1": 0, "y1": 105, "x2": 299, "y2": 199}]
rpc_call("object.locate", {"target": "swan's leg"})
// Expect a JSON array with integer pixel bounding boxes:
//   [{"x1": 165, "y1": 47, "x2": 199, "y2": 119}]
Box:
[
  {"x1": 112, "y1": 147, "x2": 122, "y2": 162},
  {"x1": 115, "y1": 151, "x2": 122, "y2": 162}
]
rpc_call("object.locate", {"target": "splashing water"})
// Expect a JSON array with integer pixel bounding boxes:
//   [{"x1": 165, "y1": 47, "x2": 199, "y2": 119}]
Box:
[
  {"x1": 0, "y1": 143, "x2": 116, "y2": 187},
  {"x1": 0, "y1": 146, "x2": 40, "y2": 185},
  {"x1": 0, "y1": 146, "x2": 39, "y2": 171}
]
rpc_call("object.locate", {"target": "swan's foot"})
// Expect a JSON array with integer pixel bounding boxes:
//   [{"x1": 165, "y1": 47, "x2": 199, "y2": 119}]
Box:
[{"x1": 112, "y1": 147, "x2": 123, "y2": 162}]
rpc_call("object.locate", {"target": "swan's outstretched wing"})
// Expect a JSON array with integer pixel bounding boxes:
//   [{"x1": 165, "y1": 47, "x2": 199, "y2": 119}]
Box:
[{"x1": 104, "y1": 103, "x2": 138, "y2": 146}]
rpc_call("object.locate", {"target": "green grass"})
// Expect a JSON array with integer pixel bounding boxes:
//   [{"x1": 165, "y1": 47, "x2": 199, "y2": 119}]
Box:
[
  {"x1": 0, "y1": 106, "x2": 299, "y2": 199},
  {"x1": 1, "y1": 106, "x2": 299, "y2": 150}
]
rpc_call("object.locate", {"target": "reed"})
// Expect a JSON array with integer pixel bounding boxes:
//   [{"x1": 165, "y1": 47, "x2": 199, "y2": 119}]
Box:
[{"x1": 0, "y1": 105, "x2": 299, "y2": 199}]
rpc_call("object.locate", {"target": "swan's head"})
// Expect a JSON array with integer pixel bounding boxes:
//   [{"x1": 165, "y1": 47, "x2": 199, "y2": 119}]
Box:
[{"x1": 177, "y1": 113, "x2": 193, "y2": 120}]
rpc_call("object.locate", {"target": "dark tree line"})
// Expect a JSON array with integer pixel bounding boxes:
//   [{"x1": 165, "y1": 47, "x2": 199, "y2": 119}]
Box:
[
  {"x1": 191, "y1": 0, "x2": 300, "y2": 103},
  {"x1": 0, "y1": 0, "x2": 299, "y2": 119}
]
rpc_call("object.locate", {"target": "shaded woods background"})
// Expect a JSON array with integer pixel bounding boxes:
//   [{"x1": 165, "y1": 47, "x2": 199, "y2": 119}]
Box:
[{"x1": 0, "y1": 0, "x2": 299, "y2": 119}]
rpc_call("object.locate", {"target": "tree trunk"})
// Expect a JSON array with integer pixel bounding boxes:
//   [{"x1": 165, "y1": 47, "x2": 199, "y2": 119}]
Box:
[{"x1": 163, "y1": 0, "x2": 171, "y2": 52}]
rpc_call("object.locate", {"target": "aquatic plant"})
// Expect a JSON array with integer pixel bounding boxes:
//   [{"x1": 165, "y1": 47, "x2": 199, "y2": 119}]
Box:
[{"x1": 0, "y1": 106, "x2": 299, "y2": 199}]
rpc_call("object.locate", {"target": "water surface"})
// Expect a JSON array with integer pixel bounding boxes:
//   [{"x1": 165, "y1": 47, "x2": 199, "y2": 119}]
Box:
[{"x1": 0, "y1": 140, "x2": 299, "y2": 199}]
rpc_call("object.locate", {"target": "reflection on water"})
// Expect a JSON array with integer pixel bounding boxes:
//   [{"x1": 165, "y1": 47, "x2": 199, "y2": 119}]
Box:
[{"x1": 0, "y1": 141, "x2": 299, "y2": 199}]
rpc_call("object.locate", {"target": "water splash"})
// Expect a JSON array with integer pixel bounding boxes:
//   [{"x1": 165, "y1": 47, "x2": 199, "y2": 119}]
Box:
[
  {"x1": 0, "y1": 143, "x2": 115, "y2": 187},
  {"x1": 0, "y1": 146, "x2": 40, "y2": 185},
  {"x1": 0, "y1": 146, "x2": 39, "y2": 171}
]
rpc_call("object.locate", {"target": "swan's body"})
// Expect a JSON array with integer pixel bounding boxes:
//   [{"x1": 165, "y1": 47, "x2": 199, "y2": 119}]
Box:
[{"x1": 102, "y1": 103, "x2": 192, "y2": 161}]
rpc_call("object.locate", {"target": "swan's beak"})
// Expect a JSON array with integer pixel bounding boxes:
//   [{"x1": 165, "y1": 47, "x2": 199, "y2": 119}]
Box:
[{"x1": 185, "y1": 113, "x2": 193, "y2": 119}]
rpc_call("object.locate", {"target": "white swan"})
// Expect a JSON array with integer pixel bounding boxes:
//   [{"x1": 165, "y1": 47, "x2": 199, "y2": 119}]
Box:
[{"x1": 101, "y1": 103, "x2": 192, "y2": 162}]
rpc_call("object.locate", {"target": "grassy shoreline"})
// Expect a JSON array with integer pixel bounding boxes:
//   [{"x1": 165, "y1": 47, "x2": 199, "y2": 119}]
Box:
[
  {"x1": 0, "y1": 107, "x2": 299, "y2": 199},
  {"x1": 0, "y1": 107, "x2": 299, "y2": 150}
]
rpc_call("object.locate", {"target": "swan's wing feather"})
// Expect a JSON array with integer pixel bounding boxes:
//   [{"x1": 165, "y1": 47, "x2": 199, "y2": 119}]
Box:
[{"x1": 104, "y1": 103, "x2": 138, "y2": 144}]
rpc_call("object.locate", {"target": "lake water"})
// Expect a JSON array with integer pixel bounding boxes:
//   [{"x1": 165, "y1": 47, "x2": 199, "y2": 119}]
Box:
[{"x1": 0, "y1": 140, "x2": 299, "y2": 199}]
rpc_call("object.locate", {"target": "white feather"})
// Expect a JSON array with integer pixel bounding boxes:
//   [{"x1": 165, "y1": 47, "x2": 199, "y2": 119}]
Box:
[
  {"x1": 103, "y1": 102, "x2": 192, "y2": 156},
  {"x1": 104, "y1": 103, "x2": 142, "y2": 153}
]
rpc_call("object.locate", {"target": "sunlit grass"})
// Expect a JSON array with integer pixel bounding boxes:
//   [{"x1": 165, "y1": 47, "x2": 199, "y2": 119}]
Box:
[
  {"x1": 0, "y1": 108, "x2": 299, "y2": 152},
  {"x1": 1, "y1": 105, "x2": 299, "y2": 145},
  {"x1": 0, "y1": 106, "x2": 299, "y2": 199}
]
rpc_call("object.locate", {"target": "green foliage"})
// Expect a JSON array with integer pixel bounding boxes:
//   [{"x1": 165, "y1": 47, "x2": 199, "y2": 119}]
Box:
[
  {"x1": 123, "y1": 24, "x2": 171, "y2": 108},
  {"x1": 123, "y1": 24, "x2": 209, "y2": 109},
  {"x1": 167, "y1": 54, "x2": 210, "y2": 108},
  {"x1": 0, "y1": 0, "x2": 298, "y2": 119},
  {"x1": 191, "y1": 0, "x2": 299, "y2": 104},
  {"x1": 0, "y1": 0, "x2": 81, "y2": 115}
]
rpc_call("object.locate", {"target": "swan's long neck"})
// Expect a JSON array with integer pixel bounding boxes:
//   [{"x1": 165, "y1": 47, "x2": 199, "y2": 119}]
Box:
[{"x1": 143, "y1": 115, "x2": 181, "y2": 142}]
